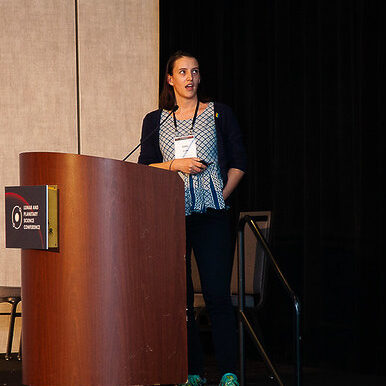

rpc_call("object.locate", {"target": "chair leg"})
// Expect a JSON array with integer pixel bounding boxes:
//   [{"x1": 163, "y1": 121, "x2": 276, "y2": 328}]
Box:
[
  {"x1": 18, "y1": 330, "x2": 22, "y2": 360},
  {"x1": 240, "y1": 311, "x2": 284, "y2": 386},
  {"x1": 5, "y1": 299, "x2": 20, "y2": 360},
  {"x1": 239, "y1": 312, "x2": 245, "y2": 386}
]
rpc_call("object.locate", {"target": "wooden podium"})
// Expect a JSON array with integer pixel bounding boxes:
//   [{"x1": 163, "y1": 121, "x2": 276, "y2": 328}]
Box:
[{"x1": 19, "y1": 152, "x2": 187, "y2": 386}]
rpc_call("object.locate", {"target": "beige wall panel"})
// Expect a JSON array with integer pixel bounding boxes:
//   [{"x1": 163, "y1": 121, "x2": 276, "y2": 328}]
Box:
[
  {"x1": 79, "y1": 0, "x2": 159, "y2": 161},
  {"x1": 0, "y1": 0, "x2": 77, "y2": 289}
]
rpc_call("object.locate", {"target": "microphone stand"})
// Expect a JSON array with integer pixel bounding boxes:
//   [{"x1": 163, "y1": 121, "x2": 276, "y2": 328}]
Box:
[{"x1": 122, "y1": 105, "x2": 178, "y2": 161}]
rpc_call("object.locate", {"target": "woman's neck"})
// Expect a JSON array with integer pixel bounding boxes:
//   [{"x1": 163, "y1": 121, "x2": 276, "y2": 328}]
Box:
[{"x1": 175, "y1": 97, "x2": 198, "y2": 114}]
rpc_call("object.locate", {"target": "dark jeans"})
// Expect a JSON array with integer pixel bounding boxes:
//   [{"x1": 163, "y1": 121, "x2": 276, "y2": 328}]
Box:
[{"x1": 185, "y1": 209, "x2": 237, "y2": 376}]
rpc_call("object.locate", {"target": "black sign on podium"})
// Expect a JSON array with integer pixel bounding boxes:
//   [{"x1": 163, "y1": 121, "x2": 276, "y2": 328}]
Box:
[{"x1": 5, "y1": 185, "x2": 58, "y2": 250}]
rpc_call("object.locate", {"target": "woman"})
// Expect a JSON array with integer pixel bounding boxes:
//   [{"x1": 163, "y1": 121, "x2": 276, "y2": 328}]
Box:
[{"x1": 138, "y1": 51, "x2": 247, "y2": 386}]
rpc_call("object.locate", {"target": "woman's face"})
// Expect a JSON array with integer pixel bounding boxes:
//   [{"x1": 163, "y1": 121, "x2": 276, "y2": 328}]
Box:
[{"x1": 168, "y1": 56, "x2": 200, "y2": 102}]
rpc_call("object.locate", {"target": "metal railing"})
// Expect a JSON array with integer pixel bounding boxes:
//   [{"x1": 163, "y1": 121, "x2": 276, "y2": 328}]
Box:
[{"x1": 238, "y1": 215, "x2": 302, "y2": 386}]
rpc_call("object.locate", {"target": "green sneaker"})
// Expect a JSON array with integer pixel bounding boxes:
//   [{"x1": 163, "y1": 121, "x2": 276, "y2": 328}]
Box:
[
  {"x1": 219, "y1": 373, "x2": 239, "y2": 386},
  {"x1": 179, "y1": 374, "x2": 207, "y2": 386}
]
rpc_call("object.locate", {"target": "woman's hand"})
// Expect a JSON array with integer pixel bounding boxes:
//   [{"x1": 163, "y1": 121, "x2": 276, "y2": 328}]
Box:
[
  {"x1": 222, "y1": 168, "x2": 245, "y2": 200},
  {"x1": 171, "y1": 158, "x2": 207, "y2": 174}
]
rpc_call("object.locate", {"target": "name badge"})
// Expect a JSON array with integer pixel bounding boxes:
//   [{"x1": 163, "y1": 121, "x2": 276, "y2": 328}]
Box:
[{"x1": 174, "y1": 135, "x2": 197, "y2": 158}]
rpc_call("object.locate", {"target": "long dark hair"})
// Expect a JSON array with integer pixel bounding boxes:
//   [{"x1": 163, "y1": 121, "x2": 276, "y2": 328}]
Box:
[{"x1": 159, "y1": 50, "x2": 210, "y2": 110}]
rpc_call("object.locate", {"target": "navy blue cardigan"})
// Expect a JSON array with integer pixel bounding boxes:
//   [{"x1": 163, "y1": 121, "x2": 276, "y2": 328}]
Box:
[{"x1": 138, "y1": 102, "x2": 247, "y2": 185}]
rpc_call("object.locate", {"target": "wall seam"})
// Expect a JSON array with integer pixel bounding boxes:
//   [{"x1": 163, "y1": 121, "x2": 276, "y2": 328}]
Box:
[{"x1": 75, "y1": 0, "x2": 81, "y2": 154}]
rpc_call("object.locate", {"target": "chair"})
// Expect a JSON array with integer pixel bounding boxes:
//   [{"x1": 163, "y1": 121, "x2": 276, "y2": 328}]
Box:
[
  {"x1": 192, "y1": 210, "x2": 271, "y2": 343},
  {"x1": 230, "y1": 211, "x2": 271, "y2": 308},
  {"x1": 191, "y1": 211, "x2": 302, "y2": 385},
  {"x1": 0, "y1": 286, "x2": 22, "y2": 360},
  {"x1": 192, "y1": 211, "x2": 280, "y2": 384},
  {"x1": 237, "y1": 213, "x2": 302, "y2": 386},
  {"x1": 192, "y1": 210, "x2": 271, "y2": 312}
]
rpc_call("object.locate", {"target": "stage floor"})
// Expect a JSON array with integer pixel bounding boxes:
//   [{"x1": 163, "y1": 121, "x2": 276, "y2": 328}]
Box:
[{"x1": 1, "y1": 354, "x2": 386, "y2": 386}]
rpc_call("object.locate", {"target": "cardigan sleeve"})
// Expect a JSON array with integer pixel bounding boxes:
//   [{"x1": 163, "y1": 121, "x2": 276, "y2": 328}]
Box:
[
  {"x1": 215, "y1": 103, "x2": 247, "y2": 175},
  {"x1": 137, "y1": 109, "x2": 163, "y2": 165}
]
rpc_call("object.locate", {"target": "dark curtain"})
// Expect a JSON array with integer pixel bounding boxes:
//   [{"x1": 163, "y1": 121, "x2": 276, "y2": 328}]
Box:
[{"x1": 160, "y1": 0, "x2": 385, "y2": 375}]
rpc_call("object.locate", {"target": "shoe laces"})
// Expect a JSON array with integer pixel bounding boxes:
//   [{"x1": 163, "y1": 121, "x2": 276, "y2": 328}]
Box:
[
  {"x1": 219, "y1": 373, "x2": 239, "y2": 386},
  {"x1": 180, "y1": 374, "x2": 207, "y2": 386}
]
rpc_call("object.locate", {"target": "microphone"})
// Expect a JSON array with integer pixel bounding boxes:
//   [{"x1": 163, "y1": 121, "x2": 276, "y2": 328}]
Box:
[{"x1": 122, "y1": 105, "x2": 179, "y2": 161}]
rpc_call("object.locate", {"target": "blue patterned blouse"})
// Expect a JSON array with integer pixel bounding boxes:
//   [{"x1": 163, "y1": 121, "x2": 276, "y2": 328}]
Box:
[{"x1": 159, "y1": 102, "x2": 226, "y2": 215}]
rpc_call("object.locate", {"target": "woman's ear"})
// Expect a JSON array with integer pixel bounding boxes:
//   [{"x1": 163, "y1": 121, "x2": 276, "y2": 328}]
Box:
[{"x1": 168, "y1": 75, "x2": 173, "y2": 86}]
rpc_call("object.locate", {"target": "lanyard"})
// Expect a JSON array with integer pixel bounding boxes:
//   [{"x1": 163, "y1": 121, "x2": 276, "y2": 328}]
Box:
[{"x1": 172, "y1": 100, "x2": 200, "y2": 134}]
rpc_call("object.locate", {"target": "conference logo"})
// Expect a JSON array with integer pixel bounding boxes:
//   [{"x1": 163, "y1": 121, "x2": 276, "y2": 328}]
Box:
[{"x1": 11, "y1": 205, "x2": 23, "y2": 230}]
